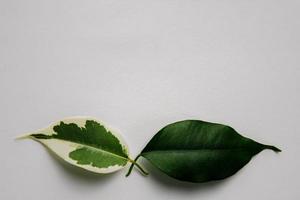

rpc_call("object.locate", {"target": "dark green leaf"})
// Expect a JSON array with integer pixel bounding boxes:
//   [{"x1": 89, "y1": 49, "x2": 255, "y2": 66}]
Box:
[{"x1": 130, "y1": 120, "x2": 280, "y2": 182}]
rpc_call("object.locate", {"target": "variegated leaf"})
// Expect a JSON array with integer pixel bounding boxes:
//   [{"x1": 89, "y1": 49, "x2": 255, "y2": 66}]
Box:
[{"x1": 20, "y1": 117, "x2": 131, "y2": 174}]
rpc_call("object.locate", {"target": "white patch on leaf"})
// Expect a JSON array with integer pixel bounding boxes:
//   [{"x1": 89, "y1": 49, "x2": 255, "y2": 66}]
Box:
[
  {"x1": 20, "y1": 116, "x2": 130, "y2": 174},
  {"x1": 40, "y1": 139, "x2": 125, "y2": 173}
]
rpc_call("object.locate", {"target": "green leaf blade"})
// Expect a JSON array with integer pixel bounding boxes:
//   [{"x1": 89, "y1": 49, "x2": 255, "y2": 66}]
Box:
[
  {"x1": 26, "y1": 117, "x2": 130, "y2": 174},
  {"x1": 140, "y1": 120, "x2": 280, "y2": 183},
  {"x1": 51, "y1": 120, "x2": 128, "y2": 158},
  {"x1": 69, "y1": 147, "x2": 128, "y2": 168}
]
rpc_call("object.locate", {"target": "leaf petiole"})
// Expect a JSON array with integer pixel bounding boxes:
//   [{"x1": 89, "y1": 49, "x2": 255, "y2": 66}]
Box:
[{"x1": 127, "y1": 155, "x2": 148, "y2": 177}]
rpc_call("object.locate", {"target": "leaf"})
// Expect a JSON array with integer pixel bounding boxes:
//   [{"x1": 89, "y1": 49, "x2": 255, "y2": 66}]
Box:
[
  {"x1": 19, "y1": 117, "x2": 147, "y2": 174},
  {"x1": 126, "y1": 120, "x2": 280, "y2": 182}
]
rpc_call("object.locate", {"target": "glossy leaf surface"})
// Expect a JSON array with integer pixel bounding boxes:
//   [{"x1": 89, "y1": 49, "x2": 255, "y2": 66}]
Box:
[{"x1": 139, "y1": 120, "x2": 280, "y2": 182}]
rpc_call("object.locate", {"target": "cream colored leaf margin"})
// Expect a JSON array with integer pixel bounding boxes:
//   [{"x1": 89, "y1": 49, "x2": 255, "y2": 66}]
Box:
[{"x1": 17, "y1": 116, "x2": 130, "y2": 174}]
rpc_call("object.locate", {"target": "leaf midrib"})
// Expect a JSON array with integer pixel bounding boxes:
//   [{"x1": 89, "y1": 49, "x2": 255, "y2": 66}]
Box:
[
  {"x1": 48, "y1": 137, "x2": 129, "y2": 161},
  {"x1": 142, "y1": 147, "x2": 260, "y2": 154}
]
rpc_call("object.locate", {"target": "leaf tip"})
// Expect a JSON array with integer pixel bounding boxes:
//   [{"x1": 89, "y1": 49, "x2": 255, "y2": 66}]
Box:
[
  {"x1": 15, "y1": 133, "x2": 49, "y2": 141},
  {"x1": 14, "y1": 134, "x2": 32, "y2": 140},
  {"x1": 264, "y1": 145, "x2": 282, "y2": 153}
]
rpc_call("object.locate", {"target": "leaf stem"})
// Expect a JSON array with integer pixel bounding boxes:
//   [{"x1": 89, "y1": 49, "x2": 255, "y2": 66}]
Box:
[{"x1": 127, "y1": 155, "x2": 148, "y2": 177}]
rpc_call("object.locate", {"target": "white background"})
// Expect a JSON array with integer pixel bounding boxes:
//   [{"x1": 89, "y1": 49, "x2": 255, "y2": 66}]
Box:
[{"x1": 1, "y1": 1, "x2": 299, "y2": 199}]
